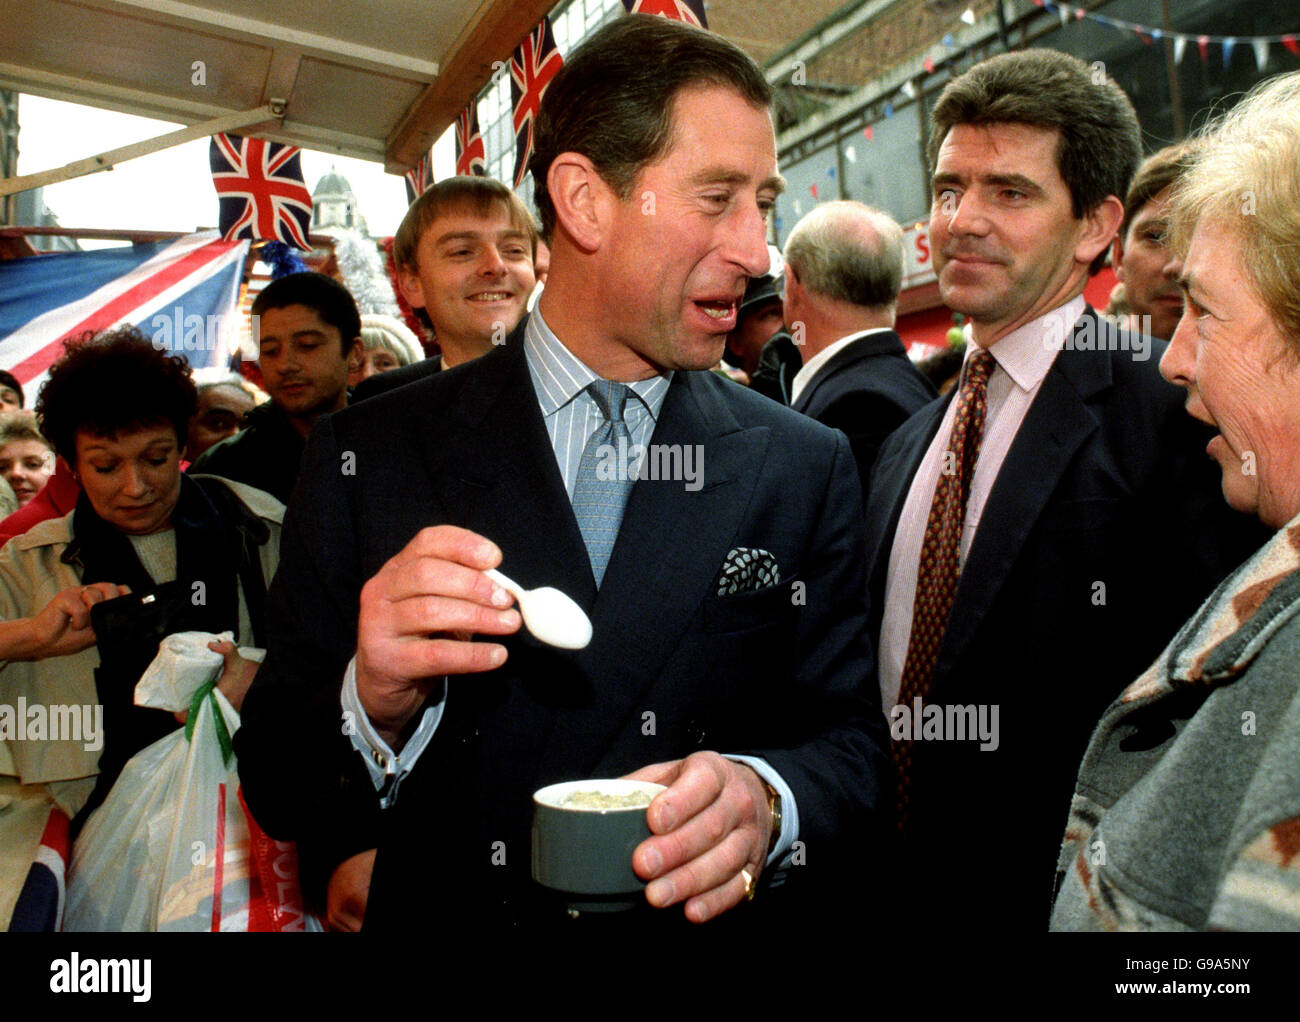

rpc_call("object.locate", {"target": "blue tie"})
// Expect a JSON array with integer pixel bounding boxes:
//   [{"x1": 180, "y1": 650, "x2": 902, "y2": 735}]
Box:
[{"x1": 572, "y1": 379, "x2": 634, "y2": 587}]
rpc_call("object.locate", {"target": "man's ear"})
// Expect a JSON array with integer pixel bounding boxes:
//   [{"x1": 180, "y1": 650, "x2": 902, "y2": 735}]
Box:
[
  {"x1": 396, "y1": 264, "x2": 426, "y2": 310},
  {"x1": 345, "y1": 336, "x2": 364, "y2": 369},
  {"x1": 1111, "y1": 234, "x2": 1127, "y2": 283},
  {"x1": 782, "y1": 262, "x2": 803, "y2": 314},
  {"x1": 547, "y1": 153, "x2": 610, "y2": 254},
  {"x1": 1077, "y1": 195, "x2": 1125, "y2": 269}
]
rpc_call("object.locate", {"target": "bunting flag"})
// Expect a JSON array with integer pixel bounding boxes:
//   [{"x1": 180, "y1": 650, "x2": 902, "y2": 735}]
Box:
[
  {"x1": 210, "y1": 133, "x2": 313, "y2": 250},
  {"x1": 1029, "y1": 1, "x2": 1299, "y2": 65},
  {"x1": 0, "y1": 231, "x2": 250, "y2": 396},
  {"x1": 621, "y1": 0, "x2": 708, "y2": 29},
  {"x1": 455, "y1": 101, "x2": 487, "y2": 177},
  {"x1": 510, "y1": 17, "x2": 564, "y2": 189},
  {"x1": 404, "y1": 150, "x2": 435, "y2": 204}
]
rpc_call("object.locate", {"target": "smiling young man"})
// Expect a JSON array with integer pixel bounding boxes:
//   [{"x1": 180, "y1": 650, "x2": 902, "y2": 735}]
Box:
[
  {"x1": 351, "y1": 177, "x2": 536, "y2": 402},
  {"x1": 237, "y1": 14, "x2": 884, "y2": 936},
  {"x1": 191, "y1": 272, "x2": 361, "y2": 504},
  {"x1": 863, "y1": 49, "x2": 1265, "y2": 930}
]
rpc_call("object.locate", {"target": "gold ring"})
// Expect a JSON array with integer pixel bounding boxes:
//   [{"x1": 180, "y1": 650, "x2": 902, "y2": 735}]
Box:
[{"x1": 740, "y1": 867, "x2": 756, "y2": 901}]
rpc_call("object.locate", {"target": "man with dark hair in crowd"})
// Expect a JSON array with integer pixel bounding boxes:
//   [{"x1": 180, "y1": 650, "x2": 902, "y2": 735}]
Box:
[
  {"x1": 784, "y1": 200, "x2": 936, "y2": 491},
  {"x1": 1111, "y1": 141, "x2": 1197, "y2": 341},
  {"x1": 352, "y1": 176, "x2": 537, "y2": 401},
  {"x1": 864, "y1": 49, "x2": 1264, "y2": 928},
  {"x1": 238, "y1": 14, "x2": 883, "y2": 935},
  {"x1": 191, "y1": 271, "x2": 361, "y2": 503}
]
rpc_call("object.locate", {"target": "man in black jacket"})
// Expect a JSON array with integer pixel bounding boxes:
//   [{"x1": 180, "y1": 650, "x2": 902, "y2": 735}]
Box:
[
  {"x1": 191, "y1": 272, "x2": 360, "y2": 504},
  {"x1": 237, "y1": 14, "x2": 884, "y2": 936},
  {"x1": 784, "y1": 200, "x2": 937, "y2": 492}
]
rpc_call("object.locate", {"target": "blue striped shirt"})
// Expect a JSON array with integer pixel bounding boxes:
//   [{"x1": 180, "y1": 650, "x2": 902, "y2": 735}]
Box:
[{"x1": 523, "y1": 309, "x2": 671, "y2": 498}]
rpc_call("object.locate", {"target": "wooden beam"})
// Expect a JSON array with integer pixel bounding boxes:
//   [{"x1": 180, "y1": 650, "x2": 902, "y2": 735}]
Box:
[
  {"x1": 386, "y1": 0, "x2": 561, "y2": 174},
  {"x1": 0, "y1": 104, "x2": 276, "y2": 197},
  {"x1": 106, "y1": 0, "x2": 440, "y2": 79}
]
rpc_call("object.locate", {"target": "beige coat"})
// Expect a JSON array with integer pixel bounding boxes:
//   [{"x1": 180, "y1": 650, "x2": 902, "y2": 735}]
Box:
[{"x1": 0, "y1": 477, "x2": 282, "y2": 816}]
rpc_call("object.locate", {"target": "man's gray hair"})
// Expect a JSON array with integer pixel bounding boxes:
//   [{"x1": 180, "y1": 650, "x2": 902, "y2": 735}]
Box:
[{"x1": 784, "y1": 200, "x2": 905, "y2": 308}]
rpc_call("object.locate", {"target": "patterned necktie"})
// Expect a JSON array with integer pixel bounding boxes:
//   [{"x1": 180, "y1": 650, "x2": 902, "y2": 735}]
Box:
[
  {"x1": 572, "y1": 379, "x2": 634, "y2": 587},
  {"x1": 892, "y1": 348, "x2": 995, "y2": 831}
]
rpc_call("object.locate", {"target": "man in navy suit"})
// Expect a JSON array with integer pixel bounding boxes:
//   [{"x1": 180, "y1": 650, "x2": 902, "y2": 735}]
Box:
[
  {"x1": 236, "y1": 14, "x2": 885, "y2": 935},
  {"x1": 864, "y1": 49, "x2": 1265, "y2": 929},
  {"x1": 785, "y1": 200, "x2": 937, "y2": 492}
]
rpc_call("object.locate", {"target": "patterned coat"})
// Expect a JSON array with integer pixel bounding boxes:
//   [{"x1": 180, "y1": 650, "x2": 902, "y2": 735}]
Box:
[{"x1": 1051, "y1": 514, "x2": 1300, "y2": 930}]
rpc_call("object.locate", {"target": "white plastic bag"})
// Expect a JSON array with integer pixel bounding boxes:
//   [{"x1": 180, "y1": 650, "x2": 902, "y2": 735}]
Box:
[{"x1": 64, "y1": 632, "x2": 315, "y2": 931}]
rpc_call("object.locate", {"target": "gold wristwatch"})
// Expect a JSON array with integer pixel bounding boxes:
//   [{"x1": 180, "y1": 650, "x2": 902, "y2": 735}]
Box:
[{"x1": 762, "y1": 779, "x2": 782, "y2": 855}]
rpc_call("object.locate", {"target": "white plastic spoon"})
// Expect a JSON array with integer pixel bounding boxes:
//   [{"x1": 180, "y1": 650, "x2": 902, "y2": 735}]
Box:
[{"x1": 484, "y1": 568, "x2": 593, "y2": 650}]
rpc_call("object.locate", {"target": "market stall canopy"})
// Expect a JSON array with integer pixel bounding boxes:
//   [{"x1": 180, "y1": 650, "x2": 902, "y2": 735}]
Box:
[{"x1": 0, "y1": 0, "x2": 560, "y2": 176}]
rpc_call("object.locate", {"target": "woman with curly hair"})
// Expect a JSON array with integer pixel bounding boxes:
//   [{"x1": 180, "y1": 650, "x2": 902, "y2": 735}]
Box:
[{"x1": 0, "y1": 326, "x2": 283, "y2": 863}]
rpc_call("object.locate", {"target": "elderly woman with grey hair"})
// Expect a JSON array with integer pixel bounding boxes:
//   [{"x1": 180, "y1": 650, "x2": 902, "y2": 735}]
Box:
[
  {"x1": 346, "y1": 313, "x2": 425, "y2": 388},
  {"x1": 1052, "y1": 71, "x2": 1300, "y2": 931}
]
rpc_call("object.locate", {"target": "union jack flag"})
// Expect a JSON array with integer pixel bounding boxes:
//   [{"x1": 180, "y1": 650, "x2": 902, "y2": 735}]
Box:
[
  {"x1": 455, "y1": 101, "x2": 487, "y2": 178},
  {"x1": 210, "y1": 133, "x2": 313, "y2": 250},
  {"x1": 621, "y1": 0, "x2": 708, "y2": 29},
  {"x1": 510, "y1": 16, "x2": 564, "y2": 189},
  {"x1": 405, "y1": 150, "x2": 435, "y2": 204}
]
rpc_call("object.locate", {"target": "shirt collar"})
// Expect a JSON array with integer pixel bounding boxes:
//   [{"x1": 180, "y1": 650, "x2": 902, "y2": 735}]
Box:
[
  {"x1": 793, "y1": 327, "x2": 894, "y2": 401},
  {"x1": 973, "y1": 295, "x2": 1086, "y2": 392},
  {"x1": 523, "y1": 308, "x2": 672, "y2": 421}
]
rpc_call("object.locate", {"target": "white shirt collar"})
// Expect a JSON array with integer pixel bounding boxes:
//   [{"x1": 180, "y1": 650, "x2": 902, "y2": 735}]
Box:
[{"x1": 974, "y1": 295, "x2": 1086, "y2": 392}]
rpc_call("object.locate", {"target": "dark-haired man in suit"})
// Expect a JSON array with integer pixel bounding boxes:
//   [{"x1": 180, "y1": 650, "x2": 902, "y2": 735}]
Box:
[
  {"x1": 785, "y1": 200, "x2": 937, "y2": 493},
  {"x1": 237, "y1": 14, "x2": 884, "y2": 934},
  {"x1": 865, "y1": 49, "x2": 1264, "y2": 929}
]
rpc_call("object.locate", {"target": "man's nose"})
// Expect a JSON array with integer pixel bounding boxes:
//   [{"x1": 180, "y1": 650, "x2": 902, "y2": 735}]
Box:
[
  {"x1": 942, "y1": 191, "x2": 989, "y2": 236},
  {"x1": 727, "y1": 203, "x2": 772, "y2": 277},
  {"x1": 479, "y1": 246, "x2": 507, "y2": 277}
]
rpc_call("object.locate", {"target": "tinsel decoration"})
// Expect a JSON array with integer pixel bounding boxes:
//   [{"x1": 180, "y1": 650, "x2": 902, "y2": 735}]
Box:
[
  {"x1": 259, "y1": 241, "x2": 307, "y2": 279},
  {"x1": 331, "y1": 229, "x2": 403, "y2": 318},
  {"x1": 380, "y1": 236, "x2": 437, "y2": 355}
]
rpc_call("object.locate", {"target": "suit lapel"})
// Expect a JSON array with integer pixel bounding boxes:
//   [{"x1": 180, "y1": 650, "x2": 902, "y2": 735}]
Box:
[
  {"x1": 865, "y1": 393, "x2": 950, "y2": 595},
  {"x1": 538, "y1": 371, "x2": 771, "y2": 772},
  {"x1": 937, "y1": 313, "x2": 1112, "y2": 674},
  {"x1": 420, "y1": 337, "x2": 594, "y2": 608}
]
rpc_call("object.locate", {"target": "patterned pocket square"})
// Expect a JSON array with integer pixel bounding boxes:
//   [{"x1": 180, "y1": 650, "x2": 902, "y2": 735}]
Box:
[{"x1": 715, "y1": 547, "x2": 781, "y2": 596}]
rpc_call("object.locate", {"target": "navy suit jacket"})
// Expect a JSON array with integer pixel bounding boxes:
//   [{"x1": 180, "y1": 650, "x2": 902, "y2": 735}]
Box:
[
  {"x1": 864, "y1": 308, "x2": 1267, "y2": 928},
  {"x1": 792, "y1": 329, "x2": 937, "y2": 493},
  {"x1": 236, "y1": 318, "x2": 886, "y2": 933}
]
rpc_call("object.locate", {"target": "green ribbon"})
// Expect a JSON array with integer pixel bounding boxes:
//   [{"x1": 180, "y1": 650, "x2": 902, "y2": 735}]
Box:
[{"x1": 184, "y1": 680, "x2": 234, "y2": 767}]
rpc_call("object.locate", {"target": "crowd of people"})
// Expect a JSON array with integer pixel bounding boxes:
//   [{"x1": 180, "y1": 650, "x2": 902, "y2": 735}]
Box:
[{"x1": 2, "y1": 13, "x2": 1299, "y2": 935}]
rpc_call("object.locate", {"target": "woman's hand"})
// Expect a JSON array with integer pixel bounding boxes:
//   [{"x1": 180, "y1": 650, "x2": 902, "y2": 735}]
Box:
[{"x1": 10, "y1": 583, "x2": 130, "y2": 660}]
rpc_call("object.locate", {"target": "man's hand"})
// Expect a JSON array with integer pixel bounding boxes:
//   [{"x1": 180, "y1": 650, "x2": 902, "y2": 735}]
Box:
[
  {"x1": 626, "y1": 752, "x2": 773, "y2": 924},
  {"x1": 327, "y1": 848, "x2": 377, "y2": 932},
  {"x1": 356, "y1": 525, "x2": 521, "y2": 746},
  {"x1": 18, "y1": 583, "x2": 130, "y2": 659},
  {"x1": 210, "y1": 638, "x2": 259, "y2": 711}
]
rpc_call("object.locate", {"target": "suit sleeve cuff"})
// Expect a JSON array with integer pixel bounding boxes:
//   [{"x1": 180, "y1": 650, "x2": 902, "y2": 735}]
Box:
[{"x1": 340, "y1": 657, "x2": 445, "y2": 808}]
